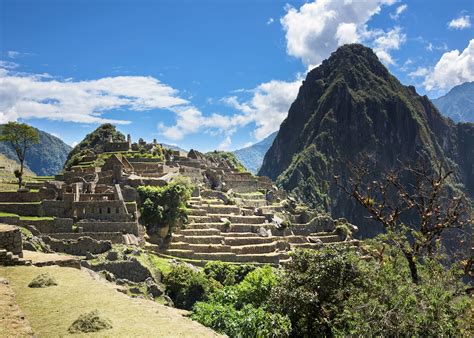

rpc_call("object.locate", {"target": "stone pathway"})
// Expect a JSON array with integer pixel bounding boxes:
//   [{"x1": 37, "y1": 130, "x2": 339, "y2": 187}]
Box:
[{"x1": 0, "y1": 277, "x2": 34, "y2": 337}]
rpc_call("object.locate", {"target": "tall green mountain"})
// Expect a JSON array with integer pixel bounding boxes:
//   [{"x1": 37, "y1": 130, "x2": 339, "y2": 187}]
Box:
[
  {"x1": 233, "y1": 131, "x2": 277, "y2": 174},
  {"x1": 432, "y1": 81, "x2": 474, "y2": 123},
  {"x1": 259, "y1": 44, "x2": 473, "y2": 234},
  {"x1": 0, "y1": 125, "x2": 71, "y2": 176},
  {"x1": 65, "y1": 123, "x2": 126, "y2": 169}
]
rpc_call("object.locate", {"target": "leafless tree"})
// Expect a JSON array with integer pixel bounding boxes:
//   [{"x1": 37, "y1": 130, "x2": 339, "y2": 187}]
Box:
[{"x1": 335, "y1": 160, "x2": 472, "y2": 284}]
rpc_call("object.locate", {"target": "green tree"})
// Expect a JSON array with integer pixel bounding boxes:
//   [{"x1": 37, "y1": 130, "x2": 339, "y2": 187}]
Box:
[
  {"x1": 137, "y1": 177, "x2": 193, "y2": 235},
  {"x1": 0, "y1": 122, "x2": 40, "y2": 188}
]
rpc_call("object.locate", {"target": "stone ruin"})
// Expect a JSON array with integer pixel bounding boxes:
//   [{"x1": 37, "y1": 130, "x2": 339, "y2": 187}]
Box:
[{"x1": 0, "y1": 134, "x2": 357, "y2": 267}]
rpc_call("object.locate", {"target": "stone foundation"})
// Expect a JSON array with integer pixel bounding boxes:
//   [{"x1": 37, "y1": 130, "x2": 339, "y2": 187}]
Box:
[{"x1": 0, "y1": 224, "x2": 22, "y2": 258}]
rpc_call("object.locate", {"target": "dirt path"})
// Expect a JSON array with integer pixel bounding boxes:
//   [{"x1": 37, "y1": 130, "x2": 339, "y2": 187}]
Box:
[
  {"x1": 0, "y1": 265, "x2": 222, "y2": 337},
  {"x1": 0, "y1": 277, "x2": 34, "y2": 337}
]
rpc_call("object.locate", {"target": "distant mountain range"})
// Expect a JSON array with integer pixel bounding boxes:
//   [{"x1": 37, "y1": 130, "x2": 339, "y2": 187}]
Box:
[
  {"x1": 259, "y1": 44, "x2": 473, "y2": 236},
  {"x1": 233, "y1": 132, "x2": 277, "y2": 174},
  {"x1": 0, "y1": 125, "x2": 71, "y2": 176},
  {"x1": 433, "y1": 82, "x2": 474, "y2": 123}
]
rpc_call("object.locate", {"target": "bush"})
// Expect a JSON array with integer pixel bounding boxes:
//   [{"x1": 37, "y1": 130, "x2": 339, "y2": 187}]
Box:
[
  {"x1": 335, "y1": 249, "x2": 472, "y2": 336},
  {"x1": 269, "y1": 245, "x2": 472, "y2": 336},
  {"x1": 192, "y1": 302, "x2": 291, "y2": 338},
  {"x1": 164, "y1": 264, "x2": 220, "y2": 310},
  {"x1": 192, "y1": 265, "x2": 289, "y2": 337},
  {"x1": 137, "y1": 178, "x2": 193, "y2": 234},
  {"x1": 203, "y1": 261, "x2": 255, "y2": 286}
]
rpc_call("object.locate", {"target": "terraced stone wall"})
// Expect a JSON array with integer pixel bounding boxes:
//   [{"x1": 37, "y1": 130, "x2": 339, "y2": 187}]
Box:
[{"x1": 0, "y1": 224, "x2": 22, "y2": 257}]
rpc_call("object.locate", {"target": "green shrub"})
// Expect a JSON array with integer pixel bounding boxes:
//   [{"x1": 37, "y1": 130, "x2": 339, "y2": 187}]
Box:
[
  {"x1": 203, "y1": 261, "x2": 255, "y2": 286},
  {"x1": 137, "y1": 178, "x2": 192, "y2": 234},
  {"x1": 164, "y1": 264, "x2": 220, "y2": 310},
  {"x1": 192, "y1": 302, "x2": 291, "y2": 338},
  {"x1": 269, "y1": 247, "x2": 364, "y2": 336}
]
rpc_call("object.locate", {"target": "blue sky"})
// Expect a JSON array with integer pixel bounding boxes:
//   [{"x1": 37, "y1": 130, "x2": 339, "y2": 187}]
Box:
[{"x1": 0, "y1": 0, "x2": 473, "y2": 151}]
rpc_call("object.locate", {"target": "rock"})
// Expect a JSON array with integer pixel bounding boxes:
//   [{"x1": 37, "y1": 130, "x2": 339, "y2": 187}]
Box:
[
  {"x1": 85, "y1": 252, "x2": 96, "y2": 260},
  {"x1": 28, "y1": 273, "x2": 58, "y2": 288},
  {"x1": 258, "y1": 227, "x2": 271, "y2": 237},
  {"x1": 129, "y1": 286, "x2": 142, "y2": 295},
  {"x1": 163, "y1": 295, "x2": 174, "y2": 307},
  {"x1": 147, "y1": 282, "x2": 164, "y2": 298},
  {"x1": 101, "y1": 270, "x2": 115, "y2": 282},
  {"x1": 272, "y1": 215, "x2": 284, "y2": 229},
  {"x1": 308, "y1": 237, "x2": 323, "y2": 246},
  {"x1": 106, "y1": 251, "x2": 118, "y2": 261}
]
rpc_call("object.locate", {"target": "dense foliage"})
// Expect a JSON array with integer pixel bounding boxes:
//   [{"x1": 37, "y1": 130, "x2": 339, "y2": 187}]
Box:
[
  {"x1": 0, "y1": 124, "x2": 70, "y2": 176},
  {"x1": 65, "y1": 123, "x2": 125, "y2": 169},
  {"x1": 192, "y1": 265, "x2": 291, "y2": 337},
  {"x1": 205, "y1": 151, "x2": 248, "y2": 173},
  {"x1": 270, "y1": 246, "x2": 472, "y2": 337},
  {"x1": 163, "y1": 246, "x2": 472, "y2": 337},
  {"x1": 137, "y1": 178, "x2": 192, "y2": 234}
]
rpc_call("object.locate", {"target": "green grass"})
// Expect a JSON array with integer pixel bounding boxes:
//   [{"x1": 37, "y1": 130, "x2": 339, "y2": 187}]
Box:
[
  {"x1": 0, "y1": 201, "x2": 41, "y2": 204},
  {"x1": 0, "y1": 211, "x2": 19, "y2": 217},
  {"x1": 19, "y1": 216, "x2": 55, "y2": 221},
  {"x1": 0, "y1": 265, "x2": 219, "y2": 337}
]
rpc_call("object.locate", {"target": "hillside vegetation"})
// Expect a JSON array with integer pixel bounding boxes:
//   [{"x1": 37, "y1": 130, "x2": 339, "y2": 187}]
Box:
[
  {"x1": 0, "y1": 125, "x2": 71, "y2": 176},
  {"x1": 259, "y1": 44, "x2": 474, "y2": 232}
]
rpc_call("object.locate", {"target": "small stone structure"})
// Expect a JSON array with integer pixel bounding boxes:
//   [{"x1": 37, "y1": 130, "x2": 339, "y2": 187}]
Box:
[{"x1": 0, "y1": 224, "x2": 22, "y2": 257}]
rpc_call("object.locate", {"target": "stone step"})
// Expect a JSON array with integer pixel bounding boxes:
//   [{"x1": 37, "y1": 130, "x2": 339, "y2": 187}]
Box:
[
  {"x1": 234, "y1": 193, "x2": 266, "y2": 200},
  {"x1": 234, "y1": 252, "x2": 281, "y2": 264},
  {"x1": 178, "y1": 228, "x2": 221, "y2": 236},
  {"x1": 170, "y1": 242, "x2": 232, "y2": 253},
  {"x1": 227, "y1": 223, "x2": 264, "y2": 233},
  {"x1": 238, "y1": 200, "x2": 268, "y2": 208},
  {"x1": 163, "y1": 249, "x2": 195, "y2": 259},
  {"x1": 202, "y1": 205, "x2": 241, "y2": 214},
  {"x1": 192, "y1": 252, "x2": 238, "y2": 261},
  {"x1": 186, "y1": 209, "x2": 207, "y2": 216},
  {"x1": 282, "y1": 235, "x2": 310, "y2": 244},
  {"x1": 184, "y1": 222, "x2": 225, "y2": 229},
  {"x1": 188, "y1": 215, "x2": 211, "y2": 223},
  {"x1": 308, "y1": 234, "x2": 341, "y2": 243},
  {"x1": 205, "y1": 214, "x2": 266, "y2": 224},
  {"x1": 290, "y1": 242, "x2": 324, "y2": 250},
  {"x1": 224, "y1": 236, "x2": 275, "y2": 246},
  {"x1": 172, "y1": 234, "x2": 224, "y2": 245},
  {"x1": 221, "y1": 232, "x2": 259, "y2": 238},
  {"x1": 231, "y1": 242, "x2": 278, "y2": 255}
]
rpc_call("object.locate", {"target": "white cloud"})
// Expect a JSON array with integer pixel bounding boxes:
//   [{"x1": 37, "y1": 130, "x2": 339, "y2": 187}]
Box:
[
  {"x1": 6, "y1": 51, "x2": 32, "y2": 59},
  {"x1": 426, "y1": 42, "x2": 448, "y2": 52},
  {"x1": 372, "y1": 26, "x2": 406, "y2": 65},
  {"x1": 0, "y1": 66, "x2": 190, "y2": 125},
  {"x1": 217, "y1": 136, "x2": 232, "y2": 150},
  {"x1": 424, "y1": 39, "x2": 474, "y2": 92},
  {"x1": 266, "y1": 18, "x2": 274, "y2": 25},
  {"x1": 448, "y1": 15, "x2": 471, "y2": 30},
  {"x1": 280, "y1": 0, "x2": 398, "y2": 67},
  {"x1": 0, "y1": 60, "x2": 19, "y2": 69},
  {"x1": 408, "y1": 67, "x2": 429, "y2": 78},
  {"x1": 390, "y1": 4, "x2": 407, "y2": 20},
  {"x1": 159, "y1": 77, "x2": 302, "y2": 143},
  {"x1": 222, "y1": 78, "x2": 302, "y2": 140}
]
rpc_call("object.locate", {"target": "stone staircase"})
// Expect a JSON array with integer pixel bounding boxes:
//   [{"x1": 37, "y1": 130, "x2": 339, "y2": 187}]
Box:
[
  {"x1": 160, "y1": 195, "x2": 352, "y2": 265},
  {"x1": 0, "y1": 249, "x2": 32, "y2": 266}
]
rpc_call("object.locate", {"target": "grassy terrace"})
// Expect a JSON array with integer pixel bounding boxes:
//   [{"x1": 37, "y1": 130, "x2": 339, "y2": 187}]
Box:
[
  {"x1": 0, "y1": 212, "x2": 54, "y2": 221},
  {"x1": 0, "y1": 265, "x2": 220, "y2": 337}
]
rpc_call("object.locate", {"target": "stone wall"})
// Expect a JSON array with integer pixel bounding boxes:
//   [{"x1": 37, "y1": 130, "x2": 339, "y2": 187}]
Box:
[
  {"x1": 42, "y1": 200, "x2": 73, "y2": 218},
  {"x1": 42, "y1": 236, "x2": 112, "y2": 256},
  {"x1": 78, "y1": 221, "x2": 139, "y2": 236},
  {"x1": 0, "y1": 224, "x2": 22, "y2": 257},
  {"x1": 0, "y1": 203, "x2": 42, "y2": 216},
  {"x1": 84, "y1": 258, "x2": 152, "y2": 282},
  {"x1": 74, "y1": 200, "x2": 132, "y2": 222},
  {"x1": 46, "y1": 232, "x2": 125, "y2": 244},
  {"x1": 0, "y1": 191, "x2": 42, "y2": 202}
]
